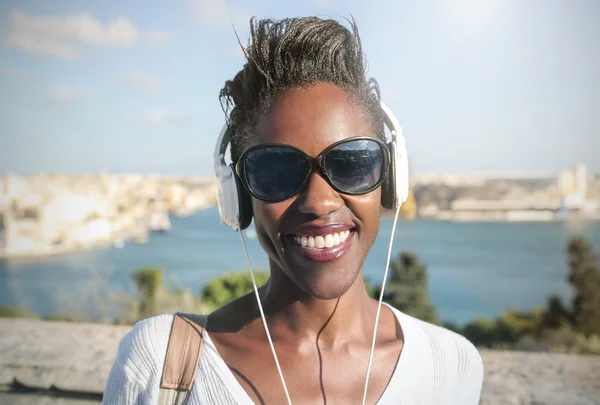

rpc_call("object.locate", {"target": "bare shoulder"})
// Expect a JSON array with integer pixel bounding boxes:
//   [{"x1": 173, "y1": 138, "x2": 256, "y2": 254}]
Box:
[{"x1": 206, "y1": 291, "x2": 260, "y2": 333}]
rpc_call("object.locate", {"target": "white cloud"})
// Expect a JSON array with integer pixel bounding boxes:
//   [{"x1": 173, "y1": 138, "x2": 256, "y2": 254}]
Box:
[
  {"x1": 135, "y1": 109, "x2": 190, "y2": 125},
  {"x1": 3, "y1": 10, "x2": 172, "y2": 60},
  {"x1": 191, "y1": 0, "x2": 253, "y2": 28},
  {"x1": 312, "y1": 0, "x2": 332, "y2": 5},
  {"x1": 119, "y1": 71, "x2": 162, "y2": 93},
  {"x1": 193, "y1": 0, "x2": 229, "y2": 26},
  {"x1": 48, "y1": 84, "x2": 95, "y2": 102}
]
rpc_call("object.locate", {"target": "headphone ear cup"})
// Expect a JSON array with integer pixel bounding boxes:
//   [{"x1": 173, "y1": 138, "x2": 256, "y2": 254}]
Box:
[
  {"x1": 381, "y1": 142, "x2": 398, "y2": 210},
  {"x1": 231, "y1": 164, "x2": 253, "y2": 230},
  {"x1": 216, "y1": 164, "x2": 239, "y2": 229}
]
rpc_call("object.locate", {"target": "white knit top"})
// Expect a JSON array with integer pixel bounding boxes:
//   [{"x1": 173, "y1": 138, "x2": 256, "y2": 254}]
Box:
[{"x1": 103, "y1": 305, "x2": 484, "y2": 404}]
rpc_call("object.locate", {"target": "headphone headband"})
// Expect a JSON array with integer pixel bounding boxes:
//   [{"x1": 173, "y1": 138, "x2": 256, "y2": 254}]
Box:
[{"x1": 380, "y1": 101, "x2": 401, "y2": 146}]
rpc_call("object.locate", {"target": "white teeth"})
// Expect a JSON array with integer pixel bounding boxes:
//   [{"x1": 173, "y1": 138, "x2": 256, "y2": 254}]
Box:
[
  {"x1": 315, "y1": 236, "x2": 325, "y2": 248},
  {"x1": 293, "y1": 230, "x2": 352, "y2": 249}
]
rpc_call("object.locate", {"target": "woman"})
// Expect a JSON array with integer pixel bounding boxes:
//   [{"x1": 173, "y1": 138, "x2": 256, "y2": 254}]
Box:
[{"x1": 104, "y1": 17, "x2": 483, "y2": 404}]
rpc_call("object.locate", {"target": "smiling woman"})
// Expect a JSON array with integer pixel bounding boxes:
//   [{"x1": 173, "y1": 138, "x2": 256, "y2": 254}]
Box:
[{"x1": 103, "y1": 16, "x2": 484, "y2": 405}]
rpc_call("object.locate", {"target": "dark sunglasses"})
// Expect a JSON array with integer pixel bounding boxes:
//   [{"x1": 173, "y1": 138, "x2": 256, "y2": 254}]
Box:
[{"x1": 235, "y1": 137, "x2": 390, "y2": 203}]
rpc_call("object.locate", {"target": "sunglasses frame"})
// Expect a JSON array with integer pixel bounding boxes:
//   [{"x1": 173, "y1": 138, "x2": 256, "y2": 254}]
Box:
[{"x1": 235, "y1": 136, "x2": 391, "y2": 203}]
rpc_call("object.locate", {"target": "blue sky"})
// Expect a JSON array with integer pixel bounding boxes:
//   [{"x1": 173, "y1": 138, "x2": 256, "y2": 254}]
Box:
[{"x1": 0, "y1": 0, "x2": 598, "y2": 176}]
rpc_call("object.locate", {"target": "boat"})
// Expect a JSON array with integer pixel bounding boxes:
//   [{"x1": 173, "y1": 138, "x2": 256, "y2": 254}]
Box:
[{"x1": 149, "y1": 211, "x2": 172, "y2": 233}]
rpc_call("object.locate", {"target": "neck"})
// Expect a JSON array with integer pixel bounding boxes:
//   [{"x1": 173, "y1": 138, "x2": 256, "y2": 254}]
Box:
[{"x1": 257, "y1": 263, "x2": 376, "y2": 346}]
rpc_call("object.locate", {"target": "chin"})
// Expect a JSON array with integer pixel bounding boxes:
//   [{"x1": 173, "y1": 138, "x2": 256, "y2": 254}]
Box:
[{"x1": 289, "y1": 267, "x2": 358, "y2": 300}]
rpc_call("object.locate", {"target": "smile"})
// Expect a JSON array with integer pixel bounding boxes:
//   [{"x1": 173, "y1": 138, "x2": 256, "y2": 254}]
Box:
[
  {"x1": 292, "y1": 230, "x2": 351, "y2": 249},
  {"x1": 285, "y1": 227, "x2": 355, "y2": 264}
]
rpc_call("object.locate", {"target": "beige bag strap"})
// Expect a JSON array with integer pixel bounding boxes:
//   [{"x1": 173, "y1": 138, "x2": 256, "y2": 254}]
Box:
[{"x1": 158, "y1": 313, "x2": 208, "y2": 405}]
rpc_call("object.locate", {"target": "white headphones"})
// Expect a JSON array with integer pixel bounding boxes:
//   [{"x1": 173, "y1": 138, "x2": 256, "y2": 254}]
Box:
[{"x1": 213, "y1": 100, "x2": 409, "y2": 230}]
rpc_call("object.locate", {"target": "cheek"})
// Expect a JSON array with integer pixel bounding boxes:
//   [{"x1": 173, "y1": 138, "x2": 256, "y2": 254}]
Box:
[
  {"x1": 251, "y1": 199, "x2": 293, "y2": 252},
  {"x1": 348, "y1": 189, "x2": 382, "y2": 236},
  {"x1": 355, "y1": 187, "x2": 382, "y2": 213},
  {"x1": 252, "y1": 199, "x2": 289, "y2": 231}
]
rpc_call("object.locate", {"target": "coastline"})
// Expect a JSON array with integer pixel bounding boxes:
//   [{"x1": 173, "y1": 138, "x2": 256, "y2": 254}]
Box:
[
  {"x1": 0, "y1": 174, "x2": 219, "y2": 260},
  {"x1": 2, "y1": 170, "x2": 599, "y2": 260}
]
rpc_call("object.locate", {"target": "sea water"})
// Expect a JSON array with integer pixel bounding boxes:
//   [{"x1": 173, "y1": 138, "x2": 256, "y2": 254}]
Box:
[{"x1": 1, "y1": 207, "x2": 598, "y2": 325}]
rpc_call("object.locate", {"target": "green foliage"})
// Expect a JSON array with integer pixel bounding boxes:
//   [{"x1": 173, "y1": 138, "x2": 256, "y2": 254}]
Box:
[
  {"x1": 376, "y1": 251, "x2": 440, "y2": 325},
  {"x1": 461, "y1": 318, "x2": 498, "y2": 347},
  {"x1": 131, "y1": 266, "x2": 164, "y2": 318},
  {"x1": 500, "y1": 308, "x2": 545, "y2": 337},
  {"x1": 442, "y1": 321, "x2": 461, "y2": 333},
  {"x1": 460, "y1": 310, "x2": 541, "y2": 349},
  {"x1": 458, "y1": 236, "x2": 600, "y2": 352},
  {"x1": 540, "y1": 295, "x2": 571, "y2": 330},
  {"x1": 0, "y1": 305, "x2": 38, "y2": 319},
  {"x1": 201, "y1": 270, "x2": 270, "y2": 310},
  {"x1": 567, "y1": 236, "x2": 600, "y2": 336},
  {"x1": 495, "y1": 313, "x2": 528, "y2": 344}
]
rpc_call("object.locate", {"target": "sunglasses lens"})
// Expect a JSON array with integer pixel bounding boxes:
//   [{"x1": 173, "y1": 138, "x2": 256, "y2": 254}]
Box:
[
  {"x1": 324, "y1": 139, "x2": 384, "y2": 193},
  {"x1": 243, "y1": 147, "x2": 309, "y2": 201}
]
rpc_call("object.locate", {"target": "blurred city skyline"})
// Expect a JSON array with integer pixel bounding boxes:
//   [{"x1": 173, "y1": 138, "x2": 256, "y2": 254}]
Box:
[{"x1": 0, "y1": 0, "x2": 598, "y2": 176}]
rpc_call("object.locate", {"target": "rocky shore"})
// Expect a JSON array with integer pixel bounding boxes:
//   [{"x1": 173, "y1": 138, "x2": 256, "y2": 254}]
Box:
[{"x1": 1, "y1": 317, "x2": 598, "y2": 405}]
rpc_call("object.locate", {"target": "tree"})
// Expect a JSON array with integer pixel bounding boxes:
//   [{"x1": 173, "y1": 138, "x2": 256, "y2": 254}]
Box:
[
  {"x1": 540, "y1": 295, "x2": 571, "y2": 331},
  {"x1": 201, "y1": 271, "x2": 270, "y2": 310},
  {"x1": 567, "y1": 236, "x2": 600, "y2": 336},
  {"x1": 461, "y1": 318, "x2": 497, "y2": 347},
  {"x1": 131, "y1": 266, "x2": 164, "y2": 318},
  {"x1": 375, "y1": 251, "x2": 440, "y2": 324}
]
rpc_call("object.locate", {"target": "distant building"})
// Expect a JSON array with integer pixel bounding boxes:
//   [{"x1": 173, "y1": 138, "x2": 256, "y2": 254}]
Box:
[
  {"x1": 558, "y1": 164, "x2": 589, "y2": 210},
  {"x1": 0, "y1": 174, "x2": 219, "y2": 259}
]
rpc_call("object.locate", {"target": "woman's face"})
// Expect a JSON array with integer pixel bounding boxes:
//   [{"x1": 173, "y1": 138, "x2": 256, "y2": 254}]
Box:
[{"x1": 250, "y1": 83, "x2": 382, "y2": 300}]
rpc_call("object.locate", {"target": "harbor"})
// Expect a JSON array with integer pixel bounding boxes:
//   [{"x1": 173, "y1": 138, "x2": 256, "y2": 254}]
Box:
[{"x1": 0, "y1": 173, "x2": 218, "y2": 259}]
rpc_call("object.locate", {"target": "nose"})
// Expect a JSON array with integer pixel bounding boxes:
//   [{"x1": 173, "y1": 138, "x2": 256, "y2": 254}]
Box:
[{"x1": 296, "y1": 172, "x2": 344, "y2": 216}]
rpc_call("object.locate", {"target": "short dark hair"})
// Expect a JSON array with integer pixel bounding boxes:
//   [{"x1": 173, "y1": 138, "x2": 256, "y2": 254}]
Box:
[{"x1": 219, "y1": 16, "x2": 384, "y2": 162}]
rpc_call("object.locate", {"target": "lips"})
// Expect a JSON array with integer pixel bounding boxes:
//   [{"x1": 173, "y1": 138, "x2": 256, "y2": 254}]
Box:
[{"x1": 283, "y1": 223, "x2": 355, "y2": 263}]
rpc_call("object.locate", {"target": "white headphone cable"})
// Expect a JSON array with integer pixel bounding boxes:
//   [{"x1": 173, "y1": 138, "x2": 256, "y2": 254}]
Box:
[
  {"x1": 237, "y1": 227, "x2": 293, "y2": 405},
  {"x1": 236, "y1": 202, "x2": 400, "y2": 405},
  {"x1": 360, "y1": 203, "x2": 402, "y2": 405}
]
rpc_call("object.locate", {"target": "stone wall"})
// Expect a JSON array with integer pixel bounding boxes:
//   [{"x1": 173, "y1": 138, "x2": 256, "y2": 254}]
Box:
[{"x1": 1, "y1": 318, "x2": 599, "y2": 405}]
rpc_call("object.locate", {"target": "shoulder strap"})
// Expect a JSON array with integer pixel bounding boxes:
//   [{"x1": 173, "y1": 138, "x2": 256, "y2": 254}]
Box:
[{"x1": 157, "y1": 313, "x2": 208, "y2": 405}]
